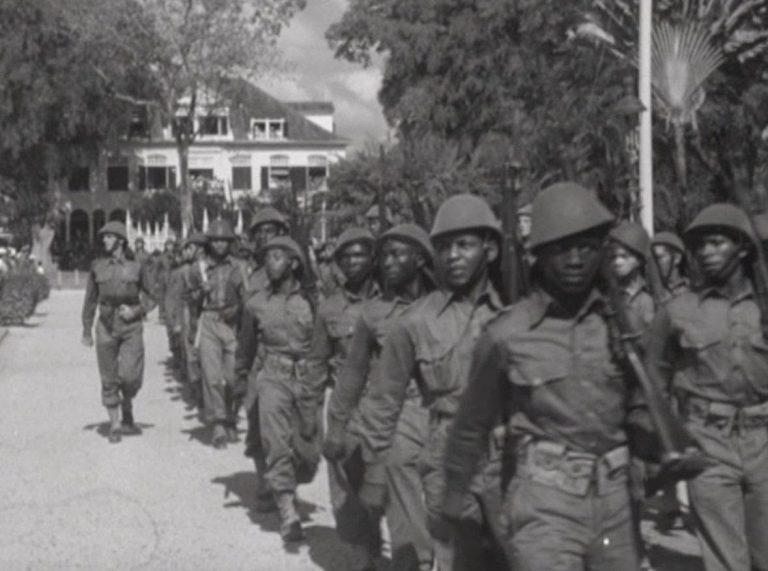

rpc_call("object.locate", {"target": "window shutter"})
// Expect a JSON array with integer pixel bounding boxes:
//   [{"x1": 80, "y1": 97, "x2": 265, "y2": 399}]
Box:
[
  {"x1": 260, "y1": 167, "x2": 269, "y2": 191},
  {"x1": 290, "y1": 167, "x2": 307, "y2": 192}
]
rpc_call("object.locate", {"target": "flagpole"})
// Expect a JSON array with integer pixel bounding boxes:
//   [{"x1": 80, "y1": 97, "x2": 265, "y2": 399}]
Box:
[{"x1": 639, "y1": 0, "x2": 654, "y2": 234}]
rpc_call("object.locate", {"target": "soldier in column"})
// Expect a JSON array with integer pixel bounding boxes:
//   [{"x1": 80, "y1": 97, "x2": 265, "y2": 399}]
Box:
[
  {"x1": 245, "y1": 206, "x2": 291, "y2": 299},
  {"x1": 645, "y1": 204, "x2": 768, "y2": 571},
  {"x1": 651, "y1": 231, "x2": 690, "y2": 300},
  {"x1": 191, "y1": 220, "x2": 245, "y2": 449},
  {"x1": 314, "y1": 223, "x2": 436, "y2": 571},
  {"x1": 236, "y1": 237, "x2": 316, "y2": 543},
  {"x1": 356, "y1": 194, "x2": 508, "y2": 570},
  {"x1": 81, "y1": 221, "x2": 156, "y2": 443},
  {"x1": 609, "y1": 221, "x2": 655, "y2": 331},
  {"x1": 365, "y1": 205, "x2": 393, "y2": 238},
  {"x1": 443, "y1": 183, "x2": 654, "y2": 570},
  {"x1": 297, "y1": 227, "x2": 380, "y2": 569},
  {"x1": 165, "y1": 232, "x2": 207, "y2": 394},
  {"x1": 156, "y1": 237, "x2": 177, "y2": 323}
]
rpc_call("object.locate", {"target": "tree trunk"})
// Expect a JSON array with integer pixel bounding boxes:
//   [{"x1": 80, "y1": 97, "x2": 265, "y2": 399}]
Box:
[{"x1": 178, "y1": 140, "x2": 193, "y2": 235}]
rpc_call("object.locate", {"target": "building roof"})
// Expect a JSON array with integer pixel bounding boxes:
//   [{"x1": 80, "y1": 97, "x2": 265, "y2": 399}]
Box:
[
  {"x1": 223, "y1": 80, "x2": 346, "y2": 143},
  {"x1": 286, "y1": 101, "x2": 336, "y2": 114}
]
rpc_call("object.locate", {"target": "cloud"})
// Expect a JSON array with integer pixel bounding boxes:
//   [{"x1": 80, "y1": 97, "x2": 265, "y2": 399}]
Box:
[{"x1": 269, "y1": 0, "x2": 389, "y2": 150}]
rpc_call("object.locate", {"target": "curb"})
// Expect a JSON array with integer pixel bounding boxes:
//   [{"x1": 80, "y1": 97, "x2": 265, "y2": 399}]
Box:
[{"x1": 0, "y1": 328, "x2": 7, "y2": 346}]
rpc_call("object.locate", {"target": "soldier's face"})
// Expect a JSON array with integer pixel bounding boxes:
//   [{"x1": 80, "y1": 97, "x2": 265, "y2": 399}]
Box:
[
  {"x1": 380, "y1": 239, "x2": 422, "y2": 289},
  {"x1": 610, "y1": 244, "x2": 641, "y2": 279},
  {"x1": 652, "y1": 244, "x2": 676, "y2": 277},
  {"x1": 253, "y1": 223, "x2": 282, "y2": 250},
  {"x1": 182, "y1": 244, "x2": 196, "y2": 262},
  {"x1": 434, "y1": 231, "x2": 496, "y2": 290},
  {"x1": 337, "y1": 242, "x2": 373, "y2": 284},
  {"x1": 210, "y1": 239, "x2": 229, "y2": 258},
  {"x1": 692, "y1": 232, "x2": 747, "y2": 280},
  {"x1": 102, "y1": 233, "x2": 119, "y2": 253},
  {"x1": 537, "y1": 232, "x2": 604, "y2": 295},
  {"x1": 265, "y1": 247, "x2": 293, "y2": 282},
  {"x1": 518, "y1": 215, "x2": 532, "y2": 239}
]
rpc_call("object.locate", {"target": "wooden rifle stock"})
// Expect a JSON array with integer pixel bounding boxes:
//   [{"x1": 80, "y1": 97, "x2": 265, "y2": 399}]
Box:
[{"x1": 603, "y1": 264, "x2": 712, "y2": 490}]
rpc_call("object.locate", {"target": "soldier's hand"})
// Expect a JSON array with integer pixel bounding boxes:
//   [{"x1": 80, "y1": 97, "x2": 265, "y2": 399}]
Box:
[
  {"x1": 299, "y1": 413, "x2": 318, "y2": 440},
  {"x1": 172, "y1": 324, "x2": 182, "y2": 334},
  {"x1": 358, "y1": 481, "x2": 387, "y2": 514},
  {"x1": 81, "y1": 335, "x2": 94, "y2": 348},
  {"x1": 321, "y1": 435, "x2": 346, "y2": 461}
]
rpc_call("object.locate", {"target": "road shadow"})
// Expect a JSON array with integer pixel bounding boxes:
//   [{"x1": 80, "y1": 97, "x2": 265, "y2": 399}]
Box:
[
  {"x1": 82, "y1": 421, "x2": 155, "y2": 440},
  {"x1": 181, "y1": 425, "x2": 213, "y2": 447}
]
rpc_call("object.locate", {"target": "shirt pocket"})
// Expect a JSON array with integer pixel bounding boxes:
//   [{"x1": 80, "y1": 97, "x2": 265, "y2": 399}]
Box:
[
  {"x1": 506, "y1": 359, "x2": 568, "y2": 389},
  {"x1": 414, "y1": 331, "x2": 458, "y2": 397},
  {"x1": 678, "y1": 329, "x2": 727, "y2": 385}
]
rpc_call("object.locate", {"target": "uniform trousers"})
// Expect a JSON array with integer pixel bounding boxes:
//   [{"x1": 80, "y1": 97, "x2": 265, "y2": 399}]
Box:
[
  {"x1": 95, "y1": 316, "x2": 144, "y2": 407},
  {"x1": 198, "y1": 311, "x2": 237, "y2": 426},
  {"x1": 686, "y1": 416, "x2": 768, "y2": 571},
  {"x1": 421, "y1": 414, "x2": 508, "y2": 571}
]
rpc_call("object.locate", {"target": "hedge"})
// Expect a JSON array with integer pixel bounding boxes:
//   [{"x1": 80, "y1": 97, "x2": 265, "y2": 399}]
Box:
[{"x1": 0, "y1": 265, "x2": 51, "y2": 325}]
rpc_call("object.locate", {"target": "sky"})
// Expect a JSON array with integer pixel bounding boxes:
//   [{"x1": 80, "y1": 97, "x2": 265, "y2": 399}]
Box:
[{"x1": 267, "y1": 0, "x2": 389, "y2": 150}]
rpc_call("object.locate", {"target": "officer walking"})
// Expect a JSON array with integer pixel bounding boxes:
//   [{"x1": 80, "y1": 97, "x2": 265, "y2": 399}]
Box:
[
  {"x1": 317, "y1": 223, "x2": 436, "y2": 571},
  {"x1": 443, "y1": 183, "x2": 653, "y2": 570},
  {"x1": 645, "y1": 204, "x2": 768, "y2": 571},
  {"x1": 356, "y1": 194, "x2": 508, "y2": 570},
  {"x1": 236, "y1": 237, "x2": 316, "y2": 543},
  {"x1": 190, "y1": 220, "x2": 245, "y2": 449},
  {"x1": 297, "y1": 227, "x2": 380, "y2": 569},
  {"x1": 81, "y1": 221, "x2": 156, "y2": 443}
]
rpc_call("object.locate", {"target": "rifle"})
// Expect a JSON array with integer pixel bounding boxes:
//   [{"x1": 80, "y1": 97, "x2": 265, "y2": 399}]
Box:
[
  {"x1": 644, "y1": 242, "x2": 668, "y2": 306},
  {"x1": 377, "y1": 144, "x2": 388, "y2": 234},
  {"x1": 499, "y1": 160, "x2": 530, "y2": 304},
  {"x1": 289, "y1": 178, "x2": 318, "y2": 308},
  {"x1": 603, "y1": 262, "x2": 712, "y2": 494}
]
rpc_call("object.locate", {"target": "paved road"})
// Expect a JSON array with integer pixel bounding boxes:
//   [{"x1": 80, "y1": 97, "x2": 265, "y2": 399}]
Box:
[
  {"x1": 0, "y1": 290, "x2": 704, "y2": 570},
  {"x1": 0, "y1": 291, "x2": 359, "y2": 570}
]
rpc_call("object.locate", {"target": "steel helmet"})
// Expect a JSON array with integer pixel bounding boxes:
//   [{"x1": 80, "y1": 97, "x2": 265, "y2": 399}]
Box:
[
  {"x1": 684, "y1": 203, "x2": 757, "y2": 246},
  {"x1": 529, "y1": 182, "x2": 614, "y2": 250},
  {"x1": 380, "y1": 223, "x2": 435, "y2": 266},
  {"x1": 98, "y1": 221, "x2": 128, "y2": 241},
  {"x1": 430, "y1": 194, "x2": 501, "y2": 241},
  {"x1": 183, "y1": 232, "x2": 207, "y2": 247},
  {"x1": 334, "y1": 227, "x2": 375, "y2": 259},
  {"x1": 206, "y1": 219, "x2": 237, "y2": 241},
  {"x1": 610, "y1": 221, "x2": 650, "y2": 261},
  {"x1": 249, "y1": 206, "x2": 289, "y2": 233},
  {"x1": 651, "y1": 231, "x2": 685, "y2": 253},
  {"x1": 753, "y1": 212, "x2": 768, "y2": 242},
  {"x1": 264, "y1": 236, "x2": 307, "y2": 271}
]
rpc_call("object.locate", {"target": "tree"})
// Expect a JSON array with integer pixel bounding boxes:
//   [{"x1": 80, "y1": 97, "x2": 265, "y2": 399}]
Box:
[{"x1": 71, "y1": 0, "x2": 306, "y2": 234}]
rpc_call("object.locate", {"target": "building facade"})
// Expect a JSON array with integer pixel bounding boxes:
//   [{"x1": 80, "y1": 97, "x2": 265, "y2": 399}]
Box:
[{"x1": 62, "y1": 82, "x2": 348, "y2": 246}]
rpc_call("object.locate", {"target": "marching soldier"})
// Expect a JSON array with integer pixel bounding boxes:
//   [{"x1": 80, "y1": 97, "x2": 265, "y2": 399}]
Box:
[
  {"x1": 364, "y1": 204, "x2": 392, "y2": 237},
  {"x1": 190, "y1": 220, "x2": 245, "y2": 449},
  {"x1": 236, "y1": 237, "x2": 316, "y2": 543},
  {"x1": 443, "y1": 183, "x2": 653, "y2": 570},
  {"x1": 609, "y1": 221, "x2": 655, "y2": 331},
  {"x1": 356, "y1": 194, "x2": 508, "y2": 570},
  {"x1": 645, "y1": 204, "x2": 768, "y2": 571},
  {"x1": 651, "y1": 231, "x2": 689, "y2": 300},
  {"x1": 81, "y1": 221, "x2": 156, "y2": 443},
  {"x1": 316, "y1": 223, "x2": 435, "y2": 571},
  {"x1": 165, "y1": 232, "x2": 207, "y2": 392},
  {"x1": 245, "y1": 206, "x2": 290, "y2": 298},
  {"x1": 298, "y1": 227, "x2": 380, "y2": 569}
]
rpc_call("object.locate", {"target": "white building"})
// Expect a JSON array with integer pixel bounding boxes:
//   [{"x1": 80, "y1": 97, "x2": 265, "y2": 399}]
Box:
[{"x1": 62, "y1": 81, "x2": 348, "y2": 245}]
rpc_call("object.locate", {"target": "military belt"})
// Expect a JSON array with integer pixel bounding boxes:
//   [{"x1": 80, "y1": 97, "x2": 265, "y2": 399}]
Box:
[
  {"x1": 518, "y1": 438, "x2": 630, "y2": 497},
  {"x1": 262, "y1": 351, "x2": 305, "y2": 376},
  {"x1": 682, "y1": 395, "x2": 768, "y2": 433}
]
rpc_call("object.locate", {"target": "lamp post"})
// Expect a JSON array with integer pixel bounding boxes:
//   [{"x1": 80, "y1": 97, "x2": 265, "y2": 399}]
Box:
[{"x1": 639, "y1": 0, "x2": 654, "y2": 233}]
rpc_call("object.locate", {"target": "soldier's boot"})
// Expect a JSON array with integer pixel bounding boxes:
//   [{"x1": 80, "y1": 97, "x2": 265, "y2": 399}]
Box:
[
  {"x1": 212, "y1": 423, "x2": 228, "y2": 450},
  {"x1": 276, "y1": 491, "x2": 304, "y2": 543},
  {"x1": 107, "y1": 406, "x2": 121, "y2": 444},
  {"x1": 253, "y1": 457, "x2": 277, "y2": 513},
  {"x1": 121, "y1": 399, "x2": 142, "y2": 435}
]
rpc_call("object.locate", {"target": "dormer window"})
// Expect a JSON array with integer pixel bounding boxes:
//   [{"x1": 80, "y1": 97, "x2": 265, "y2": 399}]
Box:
[
  {"x1": 200, "y1": 116, "x2": 229, "y2": 136},
  {"x1": 252, "y1": 119, "x2": 285, "y2": 140}
]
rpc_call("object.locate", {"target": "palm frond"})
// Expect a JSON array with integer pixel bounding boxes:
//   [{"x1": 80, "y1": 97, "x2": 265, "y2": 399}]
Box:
[{"x1": 651, "y1": 21, "x2": 724, "y2": 126}]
